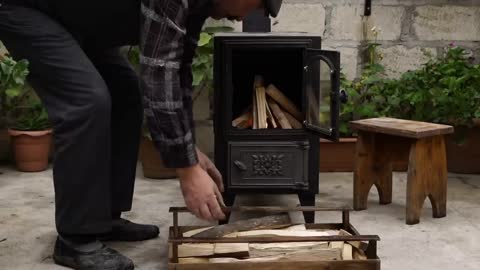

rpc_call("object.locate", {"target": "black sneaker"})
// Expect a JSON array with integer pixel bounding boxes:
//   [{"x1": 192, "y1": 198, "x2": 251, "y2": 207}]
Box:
[
  {"x1": 98, "y1": 218, "x2": 160, "y2": 242},
  {"x1": 53, "y1": 237, "x2": 134, "y2": 270}
]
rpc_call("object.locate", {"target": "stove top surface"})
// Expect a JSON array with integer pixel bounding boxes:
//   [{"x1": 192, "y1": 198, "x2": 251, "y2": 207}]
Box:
[{"x1": 214, "y1": 32, "x2": 322, "y2": 38}]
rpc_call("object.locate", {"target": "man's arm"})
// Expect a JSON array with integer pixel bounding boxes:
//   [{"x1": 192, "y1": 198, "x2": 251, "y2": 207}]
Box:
[
  {"x1": 139, "y1": 0, "x2": 199, "y2": 168},
  {"x1": 139, "y1": 0, "x2": 225, "y2": 221}
]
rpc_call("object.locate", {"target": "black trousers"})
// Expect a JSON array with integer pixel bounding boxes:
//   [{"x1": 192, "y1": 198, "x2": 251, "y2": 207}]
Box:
[{"x1": 0, "y1": 3, "x2": 143, "y2": 235}]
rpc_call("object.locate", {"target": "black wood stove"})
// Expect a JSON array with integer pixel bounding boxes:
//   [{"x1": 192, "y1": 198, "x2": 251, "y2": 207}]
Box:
[{"x1": 213, "y1": 29, "x2": 342, "y2": 223}]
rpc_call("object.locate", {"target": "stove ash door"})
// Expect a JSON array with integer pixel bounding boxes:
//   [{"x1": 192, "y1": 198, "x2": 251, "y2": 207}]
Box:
[{"x1": 303, "y1": 50, "x2": 342, "y2": 142}]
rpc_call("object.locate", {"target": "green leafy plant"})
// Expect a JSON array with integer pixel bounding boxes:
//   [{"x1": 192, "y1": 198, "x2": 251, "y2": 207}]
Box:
[
  {"x1": 339, "y1": 28, "x2": 390, "y2": 136},
  {"x1": 0, "y1": 43, "x2": 51, "y2": 131},
  {"x1": 0, "y1": 50, "x2": 28, "y2": 126},
  {"x1": 380, "y1": 46, "x2": 480, "y2": 128},
  {"x1": 191, "y1": 26, "x2": 234, "y2": 102},
  {"x1": 11, "y1": 96, "x2": 51, "y2": 131}
]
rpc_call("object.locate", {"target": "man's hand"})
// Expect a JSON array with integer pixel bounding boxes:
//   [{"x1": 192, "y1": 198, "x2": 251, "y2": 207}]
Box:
[
  {"x1": 196, "y1": 148, "x2": 224, "y2": 192},
  {"x1": 177, "y1": 165, "x2": 226, "y2": 221}
]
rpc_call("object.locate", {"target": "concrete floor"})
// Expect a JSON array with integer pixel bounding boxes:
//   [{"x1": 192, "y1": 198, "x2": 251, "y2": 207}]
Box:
[{"x1": 0, "y1": 165, "x2": 479, "y2": 270}]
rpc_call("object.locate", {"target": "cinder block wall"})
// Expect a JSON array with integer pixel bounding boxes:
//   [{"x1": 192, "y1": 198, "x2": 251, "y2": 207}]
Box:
[{"x1": 271, "y1": 0, "x2": 480, "y2": 79}]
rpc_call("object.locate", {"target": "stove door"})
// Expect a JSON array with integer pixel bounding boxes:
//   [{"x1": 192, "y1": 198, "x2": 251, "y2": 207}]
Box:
[{"x1": 304, "y1": 50, "x2": 341, "y2": 142}]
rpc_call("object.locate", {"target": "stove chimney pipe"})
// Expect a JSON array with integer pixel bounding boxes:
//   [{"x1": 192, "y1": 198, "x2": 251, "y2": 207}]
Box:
[{"x1": 242, "y1": 9, "x2": 271, "y2": 32}]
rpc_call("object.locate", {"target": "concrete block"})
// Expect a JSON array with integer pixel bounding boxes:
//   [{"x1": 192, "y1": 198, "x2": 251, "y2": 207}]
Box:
[
  {"x1": 193, "y1": 85, "x2": 211, "y2": 121},
  {"x1": 413, "y1": 6, "x2": 480, "y2": 41},
  {"x1": 204, "y1": 18, "x2": 242, "y2": 32},
  {"x1": 379, "y1": 45, "x2": 436, "y2": 78},
  {"x1": 322, "y1": 44, "x2": 359, "y2": 80},
  {"x1": 328, "y1": 5, "x2": 405, "y2": 41},
  {"x1": 271, "y1": 3, "x2": 326, "y2": 34},
  {"x1": 195, "y1": 120, "x2": 214, "y2": 157}
]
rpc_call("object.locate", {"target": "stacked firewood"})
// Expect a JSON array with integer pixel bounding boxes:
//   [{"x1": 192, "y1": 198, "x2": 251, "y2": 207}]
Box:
[
  {"x1": 232, "y1": 76, "x2": 303, "y2": 129},
  {"x1": 171, "y1": 214, "x2": 368, "y2": 264}
]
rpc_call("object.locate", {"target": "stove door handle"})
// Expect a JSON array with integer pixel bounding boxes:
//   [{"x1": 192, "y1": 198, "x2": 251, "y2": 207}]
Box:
[{"x1": 234, "y1": 160, "x2": 248, "y2": 171}]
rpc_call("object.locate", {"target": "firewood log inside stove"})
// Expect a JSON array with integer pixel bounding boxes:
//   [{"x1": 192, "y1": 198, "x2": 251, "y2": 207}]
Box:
[{"x1": 232, "y1": 76, "x2": 304, "y2": 130}]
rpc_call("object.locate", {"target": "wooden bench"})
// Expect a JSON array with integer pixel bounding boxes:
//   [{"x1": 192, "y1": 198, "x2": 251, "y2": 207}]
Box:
[{"x1": 349, "y1": 117, "x2": 454, "y2": 225}]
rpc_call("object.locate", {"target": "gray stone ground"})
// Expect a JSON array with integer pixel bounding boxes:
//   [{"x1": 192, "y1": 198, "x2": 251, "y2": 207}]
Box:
[{"x1": 1, "y1": 164, "x2": 479, "y2": 270}]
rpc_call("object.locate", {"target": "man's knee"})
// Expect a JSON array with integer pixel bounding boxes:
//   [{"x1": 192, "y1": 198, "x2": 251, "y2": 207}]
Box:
[{"x1": 49, "y1": 79, "x2": 112, "y2": 131}]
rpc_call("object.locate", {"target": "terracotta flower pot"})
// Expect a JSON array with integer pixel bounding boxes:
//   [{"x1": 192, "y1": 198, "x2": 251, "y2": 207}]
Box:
[
  {"x1": 8, "y1": 129, "x2": 53, "y2": 172},
  {"x1": 446, "y1": 126, "x2": 480, "y2": 174},
  {"x1": 319, "y1": 137, "x2": 408, "y2": 172},
  {"x1": 139, "y1": 137, "x2": 177, "y2": 179},
  {"x1": 319, "y1": 138, "x2": 357, "y2": 172}
]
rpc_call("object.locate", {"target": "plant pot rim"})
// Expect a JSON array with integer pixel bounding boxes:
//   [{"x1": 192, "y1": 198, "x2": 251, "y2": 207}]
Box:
[
  {"x1": 8, "y1": 128, "x2": 53, "y2": 137},
  {"x1": 320, "y1": 137, "x2": 357, "y2": 143}
]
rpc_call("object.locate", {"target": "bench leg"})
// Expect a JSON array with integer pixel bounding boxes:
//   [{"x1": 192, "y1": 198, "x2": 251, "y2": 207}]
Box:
[
  {"x1": 354, "y1": 132, "x2": 393, "y2": 210},
  {"x1": 406, "y1": 136, "x2": 448, "y2": 225},
  {"x1": 429, "y1": 136, "x2": 448, "y2": 219}
]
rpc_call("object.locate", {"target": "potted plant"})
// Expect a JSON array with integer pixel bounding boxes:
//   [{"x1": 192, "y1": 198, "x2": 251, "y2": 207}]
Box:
[
  {"x1": 0, "y1": 42, "x2": 15, "y2": 163},
  {"x1": 127, "y1": 26, "x2": 234, "y2": 179},
  {"x1": 0, "y1": 50, "x2": 52, "y2": 172},
  {"x1": 8, "y1": 97, "x2": 52, "y2": 172}
]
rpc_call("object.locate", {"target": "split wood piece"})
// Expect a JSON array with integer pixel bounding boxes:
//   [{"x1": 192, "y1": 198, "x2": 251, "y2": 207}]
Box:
[
  {"x1": 284, "y1": 111, "x2": 303, "y2": 129},
  {"x1": 210, "y1": 248, "x2": 342, "y2": 263},
  {"x1": 329, "y1": 241, "x2": 344, "y2": 250},
  {"x1": 225, "y1": 229, "x2": 331, "y2": 238},
  {"x1": 266, "y1": 84, "x2": 303, "y2": 122},
  {"x1": 283, "y1": 224, "x2": 307, "y2": 231},
  {"x1": 353, "y1": 249, "x2": 368, "y2": 260},
  {"x1": 267, "y1": 98, "x2": 292, "y2": 129},
  {"x1": 255, "y1": 86, "x2": 268, "y2": 129},
  {"x1": 249, "y1": 242, "x2": 328, "y2": 251},
  {"x1": 215, "y1": 243, "x2": 250, "y2": 257},
  {"x1": 232, "y1": 111, "x2": 252, "y2": 127},
  {"x1": 178, "y1": 258, "x2": 210, "y2": 264},
  {"x1": 191, "y1": 214, "x2": 291, "y2": 239},
  {"x1": 250, "y1": 242, "x2": 329, "y2": 258},
  {"x1": 310, "y1": 229, "x2": 342, "y2": 236},
  {"x1": 176, "y1": 243, "x2": 213, "y2": 258},
  {"x1": 176, "y1": 243, "x2": 249, "y2": 258},
  {"x1": 338, "y1": 229, "x2": 367, "y2": 260},
  {"x1": 183, "y1": 227, "x2": 214, "y2": 238},
  {"x1": 237, "y1": 118, "x2": 253, "y2": 129},
  {"x1": 342, "y1": 243, "x2": 353, "y2": 260},
  {"x1": 265, "y1": 103, "x2": 278, "y2": 128},
  {"x1": 183, "y1": 224, "x2": 305, "y2": 238},
  {"x1": 339, "y1": 229, "x2": 368, "y2": 251}
]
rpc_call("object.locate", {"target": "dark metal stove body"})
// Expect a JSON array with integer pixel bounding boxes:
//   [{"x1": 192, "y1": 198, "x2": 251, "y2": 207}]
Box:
[{"x1": 213, "y1": 33, "x2": 341, "y2": 223}]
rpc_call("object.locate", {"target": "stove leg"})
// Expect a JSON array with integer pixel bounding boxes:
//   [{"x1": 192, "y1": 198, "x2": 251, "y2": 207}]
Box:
[
  {"x1": 298, "y1": 193, "x2": 316, "y2": 223},
  {"x1": 219, "y1": 193, "x2": 236, "y2": 225}
]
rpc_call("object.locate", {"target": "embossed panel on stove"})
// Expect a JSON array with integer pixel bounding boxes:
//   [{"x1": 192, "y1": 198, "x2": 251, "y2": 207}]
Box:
[{"x1": 228, "y1": 141, "x2": 309, "y2": 188}]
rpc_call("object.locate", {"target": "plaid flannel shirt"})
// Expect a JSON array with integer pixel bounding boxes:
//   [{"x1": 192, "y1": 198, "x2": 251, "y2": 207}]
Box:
[{"x1": 139, "y1": 0, "x2": 210, "y2": 168}]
